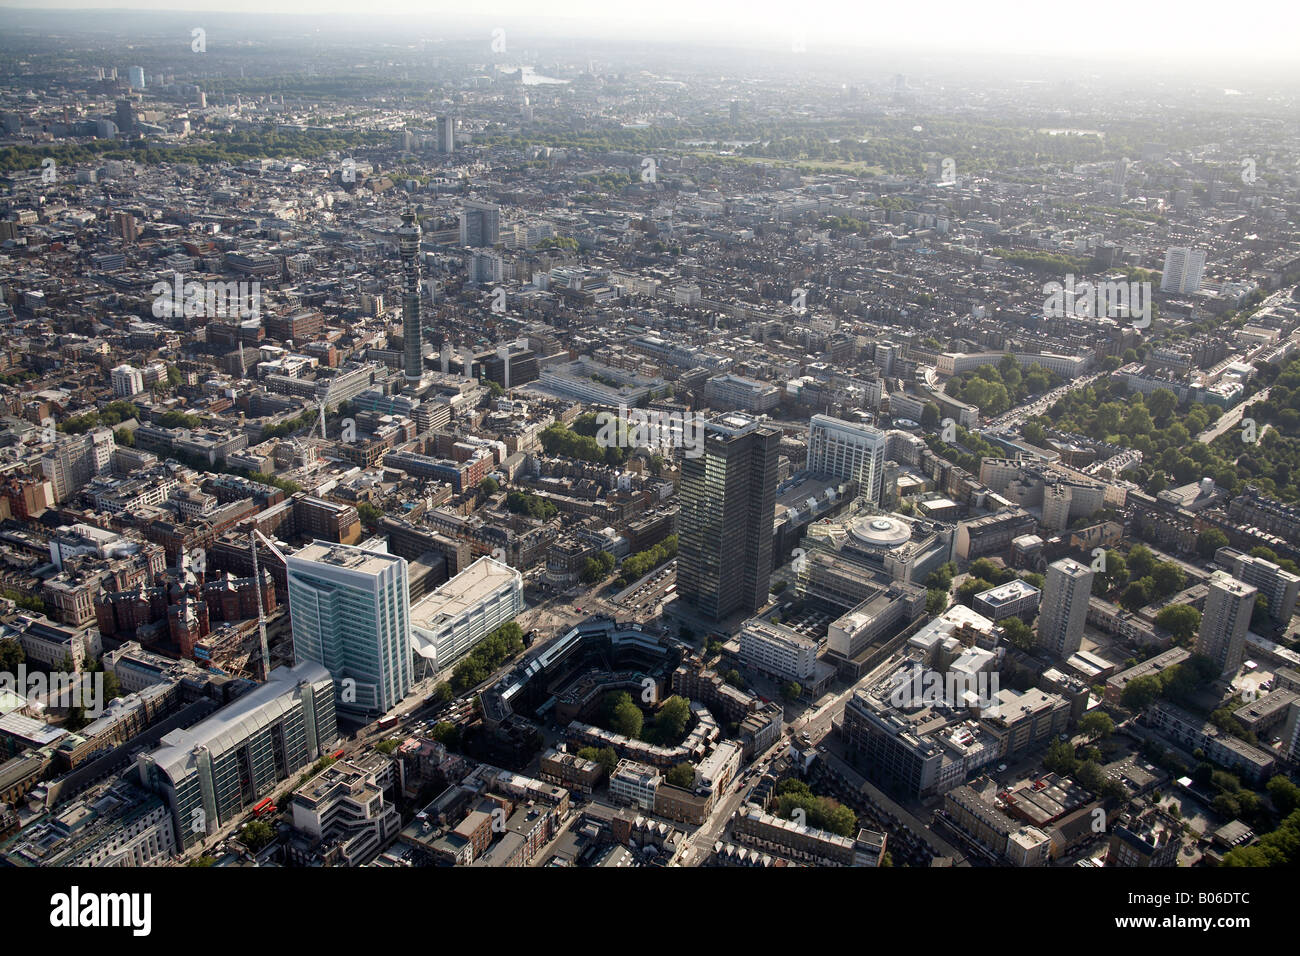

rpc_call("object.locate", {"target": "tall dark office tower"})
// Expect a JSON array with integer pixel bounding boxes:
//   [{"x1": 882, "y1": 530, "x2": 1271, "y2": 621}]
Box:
[
  {"x1": 678, "y1": 413, "x2": 780, "y2": 621},
  {"x1": 115, "y1": 99, "x2": 135, "y2": 135},
  {"x1": 437, "y1": 115, "x2": 455, "y2": 154},
  {"x1": 459, "y1": 200, "x2": 500, "y2": 248},
  {"x1": 397, "y1": 208, "x2": 422, "y2": 383}
]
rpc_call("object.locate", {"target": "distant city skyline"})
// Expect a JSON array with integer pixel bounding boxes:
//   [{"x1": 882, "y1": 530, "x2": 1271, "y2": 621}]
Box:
[{"x1": 1, "y1": 1, "x2": 1298, "y2": 68}]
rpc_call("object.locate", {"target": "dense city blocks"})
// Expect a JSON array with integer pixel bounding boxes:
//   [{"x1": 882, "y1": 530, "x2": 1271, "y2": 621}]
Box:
[{"x1": 0, "y1": 6, "x2": 1295, "y2": 922}]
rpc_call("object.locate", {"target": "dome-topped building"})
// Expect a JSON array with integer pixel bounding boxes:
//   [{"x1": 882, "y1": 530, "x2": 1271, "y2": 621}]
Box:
[
  {"x1": 848, "y1": 515, "x2": 914, "y2": 550},
  {"x1": 803, "y1": 502, "x2": 954, "y2": 594}
]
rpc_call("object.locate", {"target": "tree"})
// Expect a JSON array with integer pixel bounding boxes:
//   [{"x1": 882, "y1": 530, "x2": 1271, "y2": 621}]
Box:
[
  {"x1": 580, "y1": 556, "x2": 607, "y2": 584},
  {"x1": 1150, "y1": 561, "x2": 1185, "y2": 599},
  {"x1": 1095, "y1": 550, "x2": 1127, "y2": 594},
  {"x1": 1223, "y1": 809, "x2": 1300, "y2": 866},
  {"x1": 616, "y1": 537, "x2": 677, "y2": 586},
  {"x1": 970, "y1": 558, "x2": 1014, "y2": 585},
  {"x1": 101, "y1": 668, "x2": 121, "y2": 702},
  {"x1": 1073, "y1": 760, "x2": 1109, "y2": 796},
  {"x1": 430, "y1": 682, "x2": 454, "y2": 706},
  {"x1": 0, "y1": 638, "x2": 23, "y2": 673},
  {"x1": 357, "y1": 501, "x2": 383, "y2": 527},
  {"x1": 1024, "y1": 366, "x2": 1052, "y2": 394},
  {"x1": 1123, "y1": 403, "x2": 1153, "y2": 436},
  {"x1": 478, "y1": 476, "x2": 499, "y2": 496},
  {"x1": 925, "y1": 562, "x2": 957, "y2": 591},
  {"x1": 774, "y1": 781, "x2": 857, "y2": 837},
  {"x1": 1043, "y1": 738, "x2": 1078, "y2": 775},
  {"x1": 1213, "y1": 793, "x2": 1242, "y2": 818},
  {"x1": 1210, "y1": 707, "x2": 1257, "y2": 746},
  {"x1": 64, "y1": 706, "x2": 88, "y2": 731},
  {"x1": 782, "y1": 681, "x2": 802, "y2": 702},
  {"x1": 1120, "y1": 578, "x2": 1153, "y2": 611},
  {"x1": 606, "y1": 691, "x2": 644, "y2": 738},
  {"x1": 926, "y1": 589, "x2": 949, "y2": 615},
  {"x1": 429, "y1": 721, "x2": 461, "y2": 748},
  {"x1": 1121, "y1": 674, "x2": 1162, "y2": 710},
  {"x1": 1126, "y1": 544, "x2": 1156, "y2": 580},
  {"x1": 238, "y1": 819, "x2": 276, "y2": 852},
  {"x1": 1147, "y1": 388, "x2": 1178, "y2": 423},
  {"x1": 505, "y1": 490, "x2": 558, "y2": 521},
  {"x1": 1252, "y1": 594, "x2": 1272, "y2": 632},
  {"x1": 3, "y1": 588, "x2": 44, "y2": 614},
  {"x1": 651, "y1": 695, "x2": 692, "y2": 744},
  {"x1": 1001, "y1": 616, "x2": 1036, "y2": 651},
  {"x1": 1267, "y1": 775, "x2": 1300, "y2": 816},
  {"x1": 577, "y1": 746, "x2": 619, "y2": 777},
  {"x1": 666, "y1": 762, "x2": 695, "y2": 788},
  {"x1": 957, "y1": 577, "x2": 994, "y2": 606},
  {"x1": 158, "y1": 410, "x2": 200, "y2": 429},
  {"x1": 1079, "y1": 711, "x2": 1115, "y2": 741},
  {"x1": 1155, "y1": 604, "x2": 1201, "y2": 643},
  {"x1": 1022, "y1": 421, "x2": 1047, "y2": 446}
]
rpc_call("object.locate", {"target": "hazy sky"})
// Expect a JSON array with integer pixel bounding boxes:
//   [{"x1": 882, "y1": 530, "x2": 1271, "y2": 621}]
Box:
[{"x1": 2, "y1": 0, "x2": 1299, "y2": 66}]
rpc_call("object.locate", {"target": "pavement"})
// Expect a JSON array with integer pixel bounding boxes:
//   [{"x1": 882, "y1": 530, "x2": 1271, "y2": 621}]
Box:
[
  {"x1": 981, "y1": 372, "x2": 1103, "y2": 434},
  {"x1": 1198, "y1": 386, "x2": 1271, "y2": 444}
]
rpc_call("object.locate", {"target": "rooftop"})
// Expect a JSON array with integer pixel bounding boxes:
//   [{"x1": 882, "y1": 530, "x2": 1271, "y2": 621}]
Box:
[
  {"x1": 410, "y1": 555, "x2": 520, "y2": 630},
  {"x1": 289, "y1": 539, "x2": 405, "y2": 578}
]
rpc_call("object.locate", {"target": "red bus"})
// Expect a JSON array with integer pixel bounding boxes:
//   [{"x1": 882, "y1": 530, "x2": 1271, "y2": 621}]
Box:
[
  {"x1": 252, "y1": 798, "x2": 277, "y2": 818},
  {"x1": 376, "y1": 715, "x2": 398, "y2": 730},
  {"x1": 329, "y1": 748, "x2": 345, "y2": 760}
]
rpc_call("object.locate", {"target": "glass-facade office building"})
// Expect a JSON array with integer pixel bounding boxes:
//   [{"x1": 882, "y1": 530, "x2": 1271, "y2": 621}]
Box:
[
  {"x1": 138, "y1": 661, "x2": 337, "y2": 850},
  {"x1": 287, "y1": 540, "x2": 413, "y2": 717}
]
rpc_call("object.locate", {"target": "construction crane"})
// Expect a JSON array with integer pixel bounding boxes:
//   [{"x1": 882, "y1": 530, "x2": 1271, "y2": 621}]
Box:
[
  {"x1": 315, "y1": 395, "x2": 328, "y2": 440},
  {"x1": 249, "y1": 528, "x2": 290, "y2": 681}
]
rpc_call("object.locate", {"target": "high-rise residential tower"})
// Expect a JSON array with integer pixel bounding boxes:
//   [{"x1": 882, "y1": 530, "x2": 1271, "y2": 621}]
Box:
[
  {"x1": 397, "y1": 208, "x2": 422, "y2": 383},
  {"x1": 806, "y1": 414, "x2": 889, "y2": 503},
  {"x1": 678, "y1": 413, "x2": 780, "y2": 621},
  {"x1": 459, "y1": 200, "x2": 501, "y2": 248},
  {"x1": 287, "y1": 541, "x2": 413, "y2": 717},
  {"x1": 1197, "y1": 571, "x2": 1257, "y2": 675},
  {"x1": 1160, "y1": 247, "x2": 1206, "y2": 294},
  {"x1": 437, "y1": 115, "x2": 455, "y2": 153},
  {"x1": 1038, "y1": 558, "x2": 1094, "y2": 659},
  {"x1": 1230, "y1": 552, "x2": 1300, "y2": 625}
]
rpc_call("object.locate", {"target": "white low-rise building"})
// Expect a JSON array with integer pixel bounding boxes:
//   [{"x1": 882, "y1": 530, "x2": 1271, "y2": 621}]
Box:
[{"x1": 410, "y1": 555, "x2": 524, "y2": 673}]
